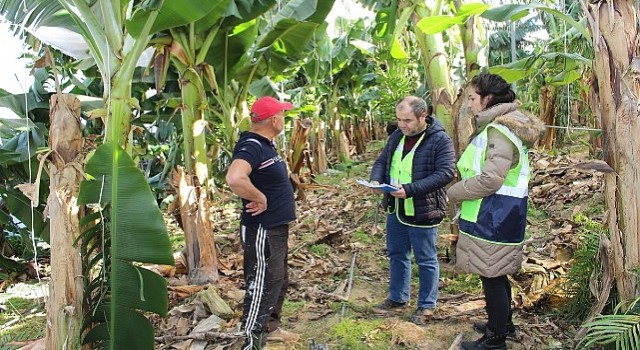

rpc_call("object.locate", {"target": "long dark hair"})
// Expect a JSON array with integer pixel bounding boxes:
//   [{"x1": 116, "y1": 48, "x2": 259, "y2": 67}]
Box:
[{"x1": 470, "y1": 73, "x2": 516, "y2": 109}]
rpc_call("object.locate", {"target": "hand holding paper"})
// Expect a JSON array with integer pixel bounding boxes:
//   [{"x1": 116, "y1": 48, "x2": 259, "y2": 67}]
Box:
[{"x1": 356, "y1": 179, "x2": 399, "y2": 193}]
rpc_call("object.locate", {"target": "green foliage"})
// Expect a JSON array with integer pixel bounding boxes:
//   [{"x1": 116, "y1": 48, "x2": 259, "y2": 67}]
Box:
[
  {"x1": 0, "y1": 297, "x2": 45, "y2": 350},
  {"x1": 368, "y1": 47, "x2": 420, "y2": 122},
  {"x1": 0, "y1": 315, "x2": 45, "y2": 350},
  {"x1": 309, "y1": 243, "x2": 331, "y2": 256},
  {"x1": 329, "y1": 318, "x2": 391, "y2": 349},
  {"x1": 3, "y1": 297, "x2": 42, "y2": 313},
  {"x1": 527, "y1": 199, "x2": 548, "y2": 225},
  {"x1": 578, "y1": 298, "x2": 640, "y2": 350},
  {"x1": 282, "y1": 299, "x2": 305, "y2": 316},
  {"x1": 441, "y1": 271, "x2": 482, "y2": 294},
  {"x1": 78, "y1": 143, "x2": 174, "y2": 349},
  {"x1": 559, "y1": 214, "x2": 605, "y2": 321},
  {"x1": 351, "y1": 229, "x2": 373, "y2": 245},
  {"x1": 486, "y1": 17, "x2": 541, "y2": 66}
]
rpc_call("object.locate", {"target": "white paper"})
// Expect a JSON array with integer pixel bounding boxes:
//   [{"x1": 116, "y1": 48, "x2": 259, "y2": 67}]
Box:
[{"x1": 356, "y1": 179, "x2": 398, "y2": 193}]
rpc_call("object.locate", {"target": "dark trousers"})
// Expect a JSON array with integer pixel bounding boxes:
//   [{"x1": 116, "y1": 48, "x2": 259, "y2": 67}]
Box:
[
  {"x1": 480, "y1": 275, "x2": 512, "y2": 335},
  {"x1": 241, "y1": 224, "x2": 289, "y2": 345}
]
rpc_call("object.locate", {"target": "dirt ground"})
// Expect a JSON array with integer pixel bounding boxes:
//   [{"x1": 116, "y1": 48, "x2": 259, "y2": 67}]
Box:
[{"x1": 153, "y1": 145, "x2": 603, "y2": 350}]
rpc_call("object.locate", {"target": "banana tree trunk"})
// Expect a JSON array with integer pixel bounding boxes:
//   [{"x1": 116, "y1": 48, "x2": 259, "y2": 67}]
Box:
[
  {"x1": 177, "y1": 167, "x2": 218, "y2": 284},
  {"x1": 328, "y1": 89, "x2": 351, "y2": 163},
  {"x1": 584, "y1": 75, "x2": 603, "y2": 156},
  {"x1": 177, "y1": 67, "x2": 219, "y2": 285},
  {"x1": 586, "y1": 0, "x2": 640, "y2": 302},
  {"x1": 412, "y1": 1, "x2": 457, "y2": 135},
  {"x1": 313, "y1": 119, "x2": 328, "y2": 174},
  {"x1": 45, "y1": 94, "x2": 84, "y2": 350},
  {"x1": 454, "y1": 0, "x2": 486, "y2": 79},
  {"x1": 354, "y1": 119, "x2": 367, "y2": 155},
  {"x1": 289, "y1": 118, "x2": 313, "y2": 200},
  {"x1": 540, "y1": 85, "x2": 558, "y2": 149},
  {"x1": 289, "y1": 118, "x2": 313, "y2": 175}
]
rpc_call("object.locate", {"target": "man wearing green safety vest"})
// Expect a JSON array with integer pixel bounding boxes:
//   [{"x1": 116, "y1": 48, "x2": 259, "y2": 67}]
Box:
[
  {"x1": 448, "y1": 73, "x2": 544, "y2": 350},
  {"x1": 370, "y1": 96, "x2": 456, "y2": 324}
]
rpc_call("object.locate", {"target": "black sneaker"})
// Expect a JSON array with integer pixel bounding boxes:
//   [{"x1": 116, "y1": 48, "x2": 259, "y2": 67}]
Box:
[
  {"x1": 240, "y1": 332, "x2": 268, "y2": 350},
  {"x1": 372, "y1": 298, "x2": 408, "y2": 313},
  {"x1": 461, "y1": 329, "x2": 507, "y2": 350},
  {"x1": 472, "y1": 321, "x2": 517, "y2": 338}
]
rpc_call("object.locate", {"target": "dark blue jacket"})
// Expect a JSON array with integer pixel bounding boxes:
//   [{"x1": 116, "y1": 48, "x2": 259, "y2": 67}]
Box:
[{"x1": 370, "y1": 117, "x2": 456, "y2": 225}]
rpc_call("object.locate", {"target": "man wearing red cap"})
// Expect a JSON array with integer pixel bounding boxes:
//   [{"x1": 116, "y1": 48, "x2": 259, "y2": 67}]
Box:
[{"x1": 226, "y1": 96, "x2": 297, "y2": 349}]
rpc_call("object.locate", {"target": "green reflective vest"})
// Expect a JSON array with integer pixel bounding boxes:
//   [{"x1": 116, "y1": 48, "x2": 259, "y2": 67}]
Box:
[
  {"x1": 389, "y1": 133, "x2": 425, "y2": 217},
  {"x1": 457, "y1": 123, "x2": 529, "y2": 244}
]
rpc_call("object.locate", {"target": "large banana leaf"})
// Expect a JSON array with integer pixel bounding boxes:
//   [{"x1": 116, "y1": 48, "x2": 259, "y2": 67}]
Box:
[
  {"x1": 489, "y1": 52, "x2": 591, "y2": 84},
  {"x1": 0, "y1": 89, "x2": 50, "y2": 122},
  {"x1": 234, "y1": 19, "x2": 320, "y2": 83},
  {"x1": 222, "y1": 0, "x2": 277, "y2": 28},
  {"x1": 416, "y1": 3, "x2": 490, "y2": 35},
  {"x1": 207, "y1": 0, "x2": 335, "y2": 87},
  {"x1": 0, "y1": 128, "x2": 46, "y2": 164},
  {"x1": 0, "y1": 187, "x2": 49, "y2": 242},
  {"x1": 415, "y1": 2, "x2": 589, "y2": 42},
  {"x1": 208, "y1": 21, "x2": 260, "y2": 84},
  {"x1": 0, "y1": 0, "x2": 70, "y2": 35},
  {"x1": 127, "y1": 0, "x2": 229, "y2": 37},
  {"x1": 194, "y1": 0, "x2": 235, "y2": 32},
  {"x1": 481, "y1": 3, "x2": 590, "y2": 41},
  {"x1": 78, "y1": 142, "x2": 174, "y2": 349}
]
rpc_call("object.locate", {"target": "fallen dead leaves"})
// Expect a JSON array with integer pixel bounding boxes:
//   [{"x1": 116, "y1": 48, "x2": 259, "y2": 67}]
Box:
[{"x1": 144, "y1": 149, "x2": 605, "y2": 349}]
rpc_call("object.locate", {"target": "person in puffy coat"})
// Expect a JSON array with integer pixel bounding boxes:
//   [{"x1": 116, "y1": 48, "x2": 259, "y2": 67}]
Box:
[{"x1": 447, "y1": 73, "x2": 544, "y2": 350}]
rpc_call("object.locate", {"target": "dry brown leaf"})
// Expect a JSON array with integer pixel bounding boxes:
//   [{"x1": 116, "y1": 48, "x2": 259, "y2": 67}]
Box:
[
  {"x1": 176, "y1": 317, "x2": 190, "y2": 336},
  {"x1": 168, "y1": 285, "x2": 206, "y2": 298}
]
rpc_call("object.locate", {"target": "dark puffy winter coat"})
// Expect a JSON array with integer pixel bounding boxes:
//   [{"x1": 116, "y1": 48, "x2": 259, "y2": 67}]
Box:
[{"x1": 370, "y1": 116, "x2": 456, "y2": 225}]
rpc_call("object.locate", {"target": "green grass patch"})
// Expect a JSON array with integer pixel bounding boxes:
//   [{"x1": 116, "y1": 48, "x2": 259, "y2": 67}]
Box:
[
  {"x1": 440, "y1": 271, "x2": 482, "y2": 294},
  {"x1": 3, "y1": 297, "x2": 43, "y2": 315},
  {"x1": 583, "y1": 198, "x2": 605, "y2": 217},
  {"x1": 281, "y1": 299, "x2": 306, "y2": 327},
  {"x1": 169, "y1": 232, "x2": 185, "y2": 250},
  {"x1": 558, "y1": 214, "x2": 606, "y2": 320},
  {"x1": 328, "y1": 318, "x2": 391, "y2": 350},
  {"x1": 527, "y1": 199, "x2": 548, "y2": 225},
  {"x1": 351, "y1": 229, "x2": 373, "y2": 245},
  {"x1": 0, "y1": 316, "x2": 45, "y2": 349},
  {"x1": 309, "y1": 244, "x2": 331, "y2": 256},
  {"x1": 314, "y1": 161, "x2": 371, "y2": 187},
  {"x1": 0, "y1": 298, "x2": 45, "y2": 350}
]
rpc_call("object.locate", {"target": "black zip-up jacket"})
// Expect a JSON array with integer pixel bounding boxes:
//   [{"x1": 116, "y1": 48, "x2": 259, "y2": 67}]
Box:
[{"x1": 370, "y1": 116, "x2": 456, "y2": 225}]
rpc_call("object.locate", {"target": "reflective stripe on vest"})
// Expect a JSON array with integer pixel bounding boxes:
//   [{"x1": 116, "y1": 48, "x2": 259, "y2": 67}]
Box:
[
  {"x1": 389, "y1": 133, "x2": 425, "y2": 217},
  {"x1": 456, "y1": 123, "x2": 529, "y2": 244}
]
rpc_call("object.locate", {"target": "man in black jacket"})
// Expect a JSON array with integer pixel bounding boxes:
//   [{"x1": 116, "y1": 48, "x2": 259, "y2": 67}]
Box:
[{"x1": 370, "y1": 96, "x2": 456, "y2": 324}]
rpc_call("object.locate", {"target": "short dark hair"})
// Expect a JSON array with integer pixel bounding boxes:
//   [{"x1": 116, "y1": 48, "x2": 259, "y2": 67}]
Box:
[
  {"x1": 470, "y1": 73, "x2": 516, "y2": 108},
  {"x1": 396, "y1": 96, "x2": 428, "y2": 118}
]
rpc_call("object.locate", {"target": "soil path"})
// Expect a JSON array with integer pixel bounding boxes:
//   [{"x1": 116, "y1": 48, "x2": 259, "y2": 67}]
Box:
[{"x1": 157, "y1": 145, "x2": 603, "y2": 350}]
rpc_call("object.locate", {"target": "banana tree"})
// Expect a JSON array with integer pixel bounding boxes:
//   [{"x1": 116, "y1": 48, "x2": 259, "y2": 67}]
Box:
[
  {"x1": 584, "y1": 0, "x2": 640, "y2": 307},
  {"x1": 294, "y1": 14, "x2": 390, "y2": 171},
  {"x1": 206, "y1": 0, "x2": 336, "y2": 146},
  {"x1": 0, "y1": 0, "x2": 228, "y2": 347},
  {"x1": 147, "y1": 1, "x2": 236, "y2": 286},
  {"x1": 144, "y1": 0, "x2": 336, "y2": 282}
]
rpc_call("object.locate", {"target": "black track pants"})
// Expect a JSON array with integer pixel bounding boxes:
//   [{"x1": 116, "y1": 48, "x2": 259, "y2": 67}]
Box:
[{"x1": 240, "y1": 224, "x2": 289, "y2": 349}]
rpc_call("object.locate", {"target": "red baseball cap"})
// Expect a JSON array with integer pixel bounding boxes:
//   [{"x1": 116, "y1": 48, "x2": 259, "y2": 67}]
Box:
[{"x1": 250, "y1": 96, "x2": 293, "y2": 122}]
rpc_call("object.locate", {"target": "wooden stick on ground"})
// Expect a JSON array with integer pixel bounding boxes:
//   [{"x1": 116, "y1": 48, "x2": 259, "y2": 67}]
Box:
[
  {"x1": 447, "y1": 333, "x2": 463, "y2": 350},
  {"x1": 340, "y1": 251, "x2": 358, "y2": 318}
]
